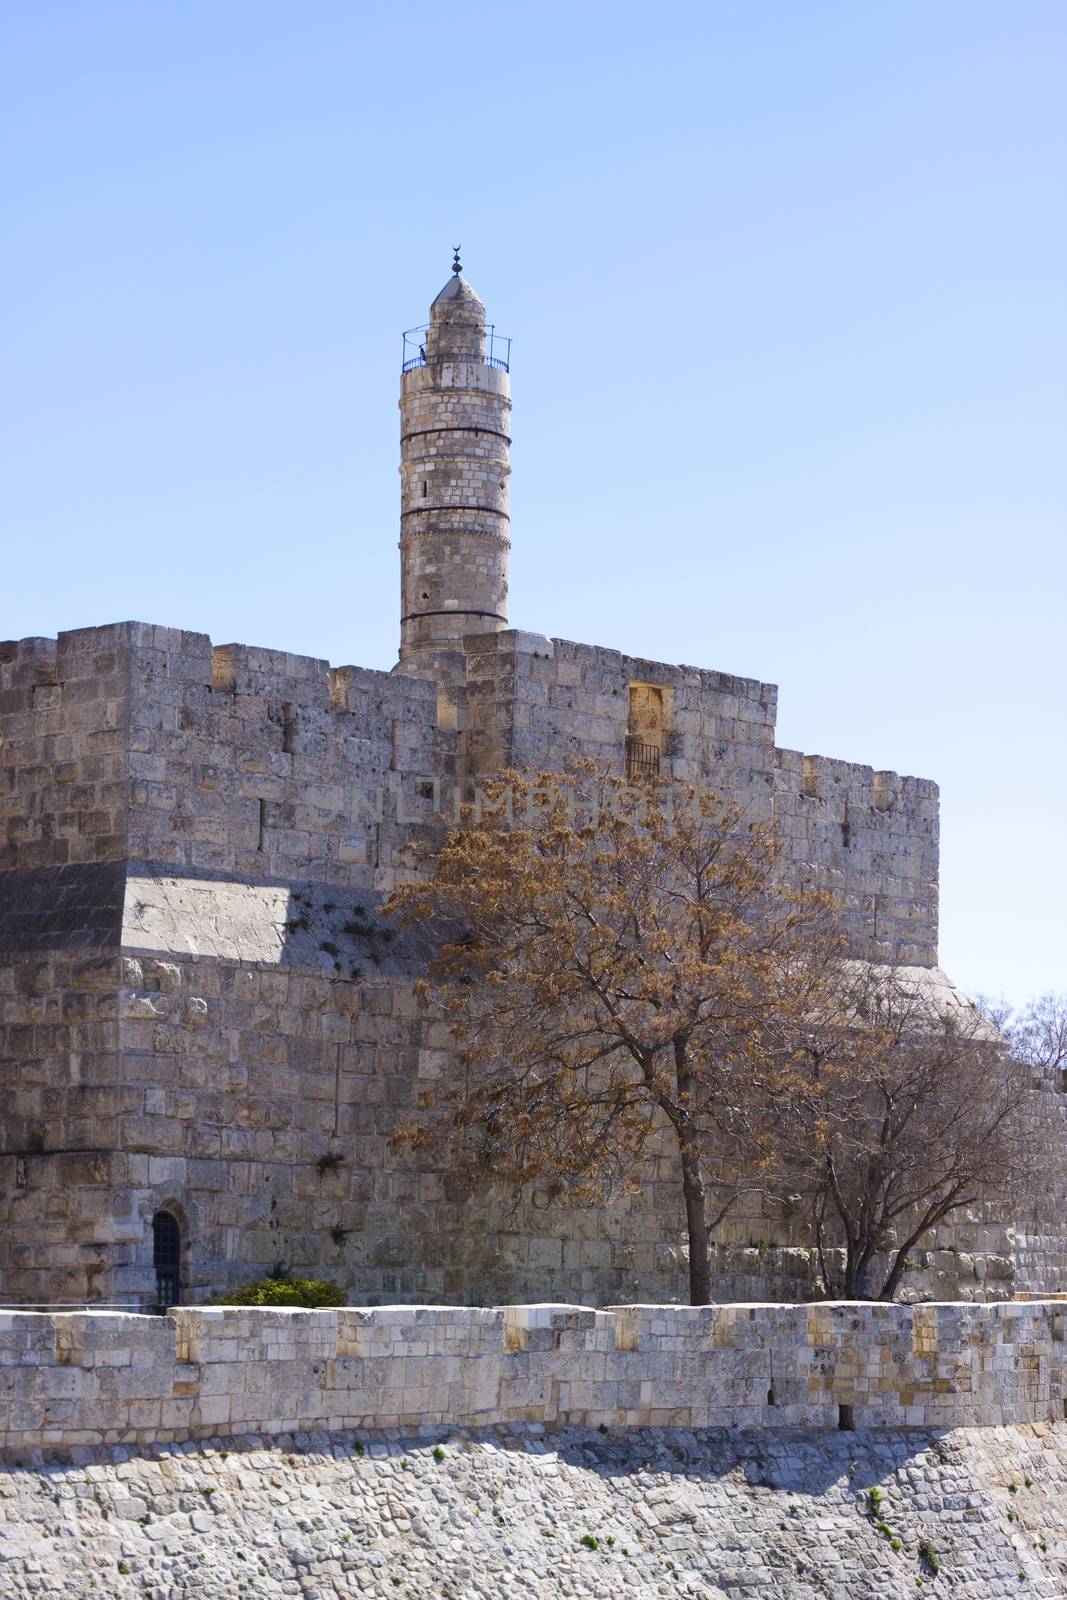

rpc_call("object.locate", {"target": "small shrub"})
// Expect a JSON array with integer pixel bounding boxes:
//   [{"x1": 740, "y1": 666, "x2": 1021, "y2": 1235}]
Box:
[
  {"x1": 201, "y1": 1486, "x2": 215, "y2": 1497},
  {"x1": 889, "y1": 1538, "x2": 902, "y2": 1551},
  {"x1": 320, "y1": 940, "x2": 339, "y2": 959},
  {"x1": 432, "y1": 1445, "x2": 445, "y2": 1463},
  {"x1": 579, "y1": 1534, "x2": 599, "y2": 1550},
  {"x1": 867, "y1": 1486, "x2": 885, "y2": 1517},
  {"x1": 918, "y1": 1538, "x2": 940, "y2": 1575},
  {"x1": 353, "y1": 1441, "x2": 364, "y2": 1457},
  {"x1": 117, "y1": 1563, "x2": 130, "y2": 1575},
  {"x1": 210, "y1": 1274, "x2": 346, "y2": 1308}
]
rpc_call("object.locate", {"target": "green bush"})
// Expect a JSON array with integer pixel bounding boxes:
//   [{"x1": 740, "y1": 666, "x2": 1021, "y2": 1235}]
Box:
[{"x1": 210, "y1": 1274, "x2": 346, "y2": 1308}]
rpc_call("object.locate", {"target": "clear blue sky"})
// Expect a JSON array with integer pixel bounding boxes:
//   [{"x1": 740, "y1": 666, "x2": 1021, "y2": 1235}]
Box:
[{"x1": 1, "y1": 2, "x2": 1064, "y2": 1005}]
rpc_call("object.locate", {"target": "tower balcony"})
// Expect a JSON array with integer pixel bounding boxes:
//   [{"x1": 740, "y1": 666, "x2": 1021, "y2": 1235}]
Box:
[{"x1": 402, "y1": 325, "x2": 511, "y2": 373}]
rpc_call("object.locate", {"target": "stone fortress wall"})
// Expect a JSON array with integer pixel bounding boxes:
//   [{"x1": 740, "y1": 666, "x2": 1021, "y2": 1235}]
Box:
[
  {"x1": 1, "y1": 259, "x2": 1063, "y2": 1314},
  {"x1": 0, "y1": 618, "x2": 942, "y2": 943},
  {"x1": 2, "y1": 617, "x2": 1028, "y2": 1312},
  {"x1": 0, "y1": 617, "x2": 1063, "y2": 1308},
  {"x1": 1, "y1": 1299, "x2": 1065, "y2": 1452}
]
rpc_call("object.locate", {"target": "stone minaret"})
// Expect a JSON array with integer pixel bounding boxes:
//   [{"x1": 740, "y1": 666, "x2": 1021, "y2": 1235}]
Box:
[{"x1": 397, "y1": 252, "x2": 510, "y2": 671}]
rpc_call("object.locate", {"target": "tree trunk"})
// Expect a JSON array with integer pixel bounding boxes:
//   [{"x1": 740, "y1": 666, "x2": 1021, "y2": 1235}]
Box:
[
  {"x1": 671, "y1": 1039, "x2": 712, "y2": 1305},
  {"x1": 679, "y1": 1128, "x2": 712, "y2": 1305},
  {"x1": 842, "y1": 1240, "x2": 875, "y2": 1299},
  {"x1": 879, "y1": 1224, "x2": 935, "y2": 1301},
  {"x1": 877, "y1": 1251, "x2": 909, "y2": 1302}
]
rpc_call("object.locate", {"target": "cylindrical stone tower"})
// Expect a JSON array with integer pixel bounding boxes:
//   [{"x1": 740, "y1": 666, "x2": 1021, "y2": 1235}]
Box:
[{"x1": 398, "y1": 254, "x2": 510, "y2": 669}]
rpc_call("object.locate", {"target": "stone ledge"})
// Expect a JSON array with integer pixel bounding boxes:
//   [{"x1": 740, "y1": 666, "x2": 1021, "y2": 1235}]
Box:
[{"x1": 0, "y1": 1300, "x2": 1063, "y2": 1450}]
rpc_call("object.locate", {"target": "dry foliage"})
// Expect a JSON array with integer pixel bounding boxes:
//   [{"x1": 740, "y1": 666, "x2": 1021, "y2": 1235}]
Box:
[
  {"x1": 387, "y1": 769, "x2": 833, "y2": 1304},
  {"x1": 767, "y1": 966, "x2": 1044, "y2": 1300},
  {"x1": 386, "y1": 770, "x2": 1048, "y2": 1304}
]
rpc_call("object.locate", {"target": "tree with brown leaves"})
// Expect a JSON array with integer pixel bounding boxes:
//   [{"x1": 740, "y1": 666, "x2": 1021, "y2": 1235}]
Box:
[
  {"x1": 768, "y1": 965, "x2": 1044, "y2": 1300},
  {"x1": 386, "y1": 770, "x2": 832, "y2": 1306}
]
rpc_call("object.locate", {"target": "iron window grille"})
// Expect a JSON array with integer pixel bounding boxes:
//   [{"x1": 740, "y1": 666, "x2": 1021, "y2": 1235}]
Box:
[
  {"x1": 152, "y1": 1211, "x2": 181, "y2": 1311},
  {"x1": 626, "y1": 737, "x2": 662, "y2": 782}
]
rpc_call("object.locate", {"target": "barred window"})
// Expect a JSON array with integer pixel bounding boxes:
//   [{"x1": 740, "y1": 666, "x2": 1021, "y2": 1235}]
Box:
[{"x1": 152, "y1": 1211, "x2": 182, "y2": 1310}]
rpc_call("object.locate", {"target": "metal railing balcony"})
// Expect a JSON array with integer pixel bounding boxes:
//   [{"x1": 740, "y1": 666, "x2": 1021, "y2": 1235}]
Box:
[{"x1": 402, "y1": 324, "x2": 511, "y2": 373}]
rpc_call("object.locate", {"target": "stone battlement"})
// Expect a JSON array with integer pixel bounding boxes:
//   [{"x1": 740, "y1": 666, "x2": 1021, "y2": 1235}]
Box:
[
  {"x1": 0, "y1": 609, "x2": 1056, "y2": 1312},
  {"x1": 0, "y1": 619, "x2": 938, "y2": 958},
  {"x1": 2, "y1": 1299, "x2": 1065, "y2": 1451},
  {"x1": 5, "y1": 259, "x2": 1056, "y2": 1316}
]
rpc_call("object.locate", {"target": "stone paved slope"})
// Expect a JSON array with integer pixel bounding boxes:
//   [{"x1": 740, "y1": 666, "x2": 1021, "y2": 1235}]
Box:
[{"x1": 1, "y1": 1424, "x2": 1066, "y2": 1598}]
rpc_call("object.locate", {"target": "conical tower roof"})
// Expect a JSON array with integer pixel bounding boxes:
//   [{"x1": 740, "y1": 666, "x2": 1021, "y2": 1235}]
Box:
[
  {"x1": 424, "y1": 248, "x2": 487, "y2": 361},
  {"x1": 430, "y1": 246, "x2": 485, "y2": 316},
  {"x1": 432, "y1": 272, "x2": 484, "y2": 310}
]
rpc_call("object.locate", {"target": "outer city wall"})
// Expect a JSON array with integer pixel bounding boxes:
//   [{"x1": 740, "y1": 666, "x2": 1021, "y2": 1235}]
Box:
[{"x1": 1, "y1": 1300, "x2": 1064, "y2": 1451}]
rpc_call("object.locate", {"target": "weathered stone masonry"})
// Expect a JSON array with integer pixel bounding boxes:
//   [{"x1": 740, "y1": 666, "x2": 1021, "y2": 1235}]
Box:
[
  {"x1": 1, "y1": 261, "x2": 1064, "y2": 1309},
  {"x1": 1, "y1": 1300, "x2": 1065, "y2": 1451}
]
